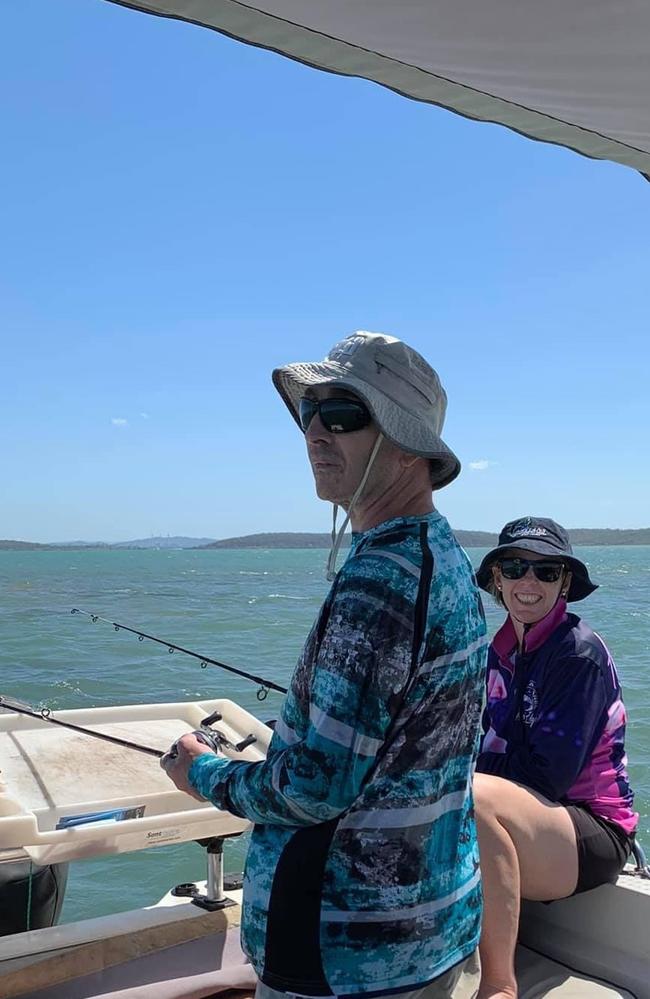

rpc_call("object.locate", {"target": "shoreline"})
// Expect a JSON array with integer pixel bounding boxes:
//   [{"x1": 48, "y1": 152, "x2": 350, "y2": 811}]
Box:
[{"x1": 3, "y1": 528, "x2": 650, "y2": 553}]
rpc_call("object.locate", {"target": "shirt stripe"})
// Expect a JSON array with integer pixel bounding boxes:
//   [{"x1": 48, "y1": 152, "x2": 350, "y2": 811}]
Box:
[
  {"x1": 309, "y1": 704, "x2": 383, "y2": 756},
  {"x1": 340, "y1": 788, "x2": 467, "y2": 829},
  {"x1": 321, "y1": 868, "x2": 481, "y2": 923},
  {"x1": 419, "y1": 634, "x2": 489, "y2": 674}
]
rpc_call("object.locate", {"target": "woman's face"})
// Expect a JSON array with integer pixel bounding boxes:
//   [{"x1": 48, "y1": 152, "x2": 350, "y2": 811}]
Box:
[{"x1": 492, "y1": 549, "x2": 572, "y2": 628}]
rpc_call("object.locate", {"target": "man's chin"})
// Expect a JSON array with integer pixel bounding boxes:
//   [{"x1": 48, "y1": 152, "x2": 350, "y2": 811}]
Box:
[
  {"x1": 315, "y1": 485, "x2": 340, "y2": 502},
  {"x1": 313, "y1": 479, "x2": 347, "y2": 505}
]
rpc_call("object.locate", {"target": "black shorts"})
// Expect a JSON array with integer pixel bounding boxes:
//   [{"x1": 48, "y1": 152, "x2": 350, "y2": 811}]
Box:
[{"x1": 565, "y1": 805, "x2": 634, "y2": 894}]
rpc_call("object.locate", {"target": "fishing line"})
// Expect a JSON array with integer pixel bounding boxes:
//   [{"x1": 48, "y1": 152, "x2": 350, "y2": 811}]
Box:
[{"x1": 70, "y1": 608, "x2": 288, "y2": 699}]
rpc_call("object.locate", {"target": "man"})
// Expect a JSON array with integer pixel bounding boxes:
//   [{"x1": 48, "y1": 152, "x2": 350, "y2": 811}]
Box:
[{"x1": 163, "y1": 331, "x2": 487, "y2": 999}]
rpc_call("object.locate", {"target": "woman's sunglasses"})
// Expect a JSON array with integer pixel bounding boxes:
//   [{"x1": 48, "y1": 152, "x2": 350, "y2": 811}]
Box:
[
  {"x1": 299, "y1": 397, "x2": 372, "y2": 434},
  {"x1": 498, "y1": 558, "x2": 566, "y2": 583}
]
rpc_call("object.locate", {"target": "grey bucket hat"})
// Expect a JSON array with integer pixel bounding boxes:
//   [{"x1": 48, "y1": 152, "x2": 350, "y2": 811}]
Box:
[{"x1": 272, "y1": 331, "x2": 461, "y2": 489}]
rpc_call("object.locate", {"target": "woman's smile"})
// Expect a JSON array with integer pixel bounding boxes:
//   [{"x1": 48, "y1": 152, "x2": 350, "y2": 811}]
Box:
[{"x1": 513, "y1": 592, "x2": 543, "y2": 605}]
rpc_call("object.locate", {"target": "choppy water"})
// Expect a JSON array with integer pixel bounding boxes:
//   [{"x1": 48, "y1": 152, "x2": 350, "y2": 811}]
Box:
[{"x1": 0, "y1": 546, "x2": 648, "y2": 922}]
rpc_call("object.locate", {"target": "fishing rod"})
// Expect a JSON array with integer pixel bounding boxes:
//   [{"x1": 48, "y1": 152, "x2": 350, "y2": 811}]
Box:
[
  {"x1": 0, "y1": 696, "x2": 257, "y2": 759},
  {"x1": 0, "y1": 695, "x2": 164, "y2": 758},
  {"x1": 70, "y1": 608, "x2": 288, "y2": 699}
]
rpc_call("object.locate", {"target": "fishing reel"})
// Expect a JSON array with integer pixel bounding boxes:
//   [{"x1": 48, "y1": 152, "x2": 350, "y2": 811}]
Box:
[
  {"x1": 179, "y1": 709, "x2": 258, "y2": 756},
  {"x1": 192, "y1": 727, "x2": 223, "y2": 754},
  {"x1": 198, "y1": 709, "x2": 258, "y2": 753}
]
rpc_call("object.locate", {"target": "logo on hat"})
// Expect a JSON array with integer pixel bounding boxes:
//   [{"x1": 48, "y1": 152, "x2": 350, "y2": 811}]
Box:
[
  {"x1": 328, "y1": 335, "x2": 365, "y2": 362},
  {"x1": 510, "y1": 517, "x2": 549, "y2": 539}
]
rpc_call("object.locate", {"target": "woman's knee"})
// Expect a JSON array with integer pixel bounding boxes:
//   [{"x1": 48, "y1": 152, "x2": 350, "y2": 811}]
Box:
[{"x1": 472, "y1": 772, "x2": 506, "y2": 821}]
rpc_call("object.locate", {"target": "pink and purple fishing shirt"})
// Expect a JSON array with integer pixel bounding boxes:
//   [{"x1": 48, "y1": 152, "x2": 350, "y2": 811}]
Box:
[{"x1": 477, "y1": 599, "x2": 637, "y2": 836}]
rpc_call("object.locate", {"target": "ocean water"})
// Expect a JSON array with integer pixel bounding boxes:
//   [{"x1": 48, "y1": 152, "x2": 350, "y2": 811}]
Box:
[{"x1": 0, "y1": 545, "x2": 648, "y2": 923}]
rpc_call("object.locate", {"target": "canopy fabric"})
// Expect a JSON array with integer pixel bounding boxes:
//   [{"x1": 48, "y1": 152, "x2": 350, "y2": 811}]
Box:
[{"x1": 109, "y1": 1, "x2": 650, "y2": 177}]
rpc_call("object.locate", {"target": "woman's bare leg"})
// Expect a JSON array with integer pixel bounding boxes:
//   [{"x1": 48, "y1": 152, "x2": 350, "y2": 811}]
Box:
[{"x1": 473, "y1": 773, "x2": 579, "y2": 999}]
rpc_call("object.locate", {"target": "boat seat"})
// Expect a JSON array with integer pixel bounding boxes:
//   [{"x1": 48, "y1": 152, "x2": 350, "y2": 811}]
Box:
[
  {"x1": 515, "y1": 945, "x2": 635, "y2": 999},
  {"x1": 517, "y1": 876, "x2": 650, "y2": 999},
  {"x1": 448, "y1": 947, "x2": 635, "y2": 999}
]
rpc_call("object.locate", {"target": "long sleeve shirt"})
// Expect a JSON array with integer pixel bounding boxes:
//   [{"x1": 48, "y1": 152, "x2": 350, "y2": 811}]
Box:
[
  {"x1": 477, "y1": 600, "x2": 637, "y2": 836},
  {"x1": 189, "y1": 511, "x2": 488, "y2": 997}
]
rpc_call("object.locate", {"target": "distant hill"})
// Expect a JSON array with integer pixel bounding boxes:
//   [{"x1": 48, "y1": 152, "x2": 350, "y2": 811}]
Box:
[
  {"x1": 47, "y1": 540, "x2": 109, "y2": 548},
  {"x1": 202, "y1": 533, "x2": 343, "y2": 550},
  {"x1": 204, "y1": 531, "x2": 497, "y2": 548},
  {"x1": 199, "y1": 529, "x2": 650, "y2": 549},
  {"x1": 565, "y1": 528, "x2": 650, "y2": 545},
  {"x1": 0, "y1": 536, "x2": 215, "y2": 551},
  {"x1": 2, "y1": 529, "x2": 649, "y2": 552},
  {"x1": 110, "y1": 536, "x2": 216, "y2": 550},
  {"x1": 0, "y1": 539, "x2": 110, "y2": 551},
  {"x1": 201, "y1": 531, "x2": 501, "y2": 549},
  {"x1": 0, "y1": 539, "x2": 53, "y2": 550},
  {"x1": 455, "y1": 532, "x2": 498, "y2": 548}
]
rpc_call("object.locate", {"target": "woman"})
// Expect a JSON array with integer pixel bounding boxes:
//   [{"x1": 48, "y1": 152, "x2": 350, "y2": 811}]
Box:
[{"x1": 473, "y1": 517, "x2": 637, "y2": 999}]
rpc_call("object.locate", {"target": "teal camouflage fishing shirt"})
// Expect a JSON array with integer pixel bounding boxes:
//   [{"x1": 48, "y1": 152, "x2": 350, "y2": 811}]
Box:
[{"x1": 189, "y1": 511, "x2": 487, "y2": 997}]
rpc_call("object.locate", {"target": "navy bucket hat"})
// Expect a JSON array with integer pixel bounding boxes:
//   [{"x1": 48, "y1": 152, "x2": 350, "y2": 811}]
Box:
[{"x1": 476, "y1": 516, "x2": 598, "y2": 602}]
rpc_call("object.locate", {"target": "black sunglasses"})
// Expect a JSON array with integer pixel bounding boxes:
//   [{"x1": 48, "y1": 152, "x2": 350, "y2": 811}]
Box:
[
  {"x1": 498, "y1": 558, "x2": 566, "y2": 583},
  {"x1": 298, "y1": 397, "x2": 372, "y2": 434}
]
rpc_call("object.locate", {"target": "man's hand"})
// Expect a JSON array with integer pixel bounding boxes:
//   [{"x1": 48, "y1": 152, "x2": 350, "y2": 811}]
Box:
[{"x1": 160, "y1": 732, "x2": 216, "y2": 800}]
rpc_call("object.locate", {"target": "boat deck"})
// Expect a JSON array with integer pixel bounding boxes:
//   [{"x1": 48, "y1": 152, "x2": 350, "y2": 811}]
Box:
[{"x1": 3, "y1": 876, "x2": 648, "y2": 999}]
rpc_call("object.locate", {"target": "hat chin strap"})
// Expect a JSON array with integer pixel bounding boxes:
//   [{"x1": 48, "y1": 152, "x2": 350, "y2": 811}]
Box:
[{"x1": 326, "y1": 433, "x2": 384, "y2": 582}]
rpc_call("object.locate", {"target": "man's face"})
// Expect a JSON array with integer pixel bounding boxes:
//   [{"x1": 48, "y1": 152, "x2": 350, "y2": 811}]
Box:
[{"x1": 303, "y1": 386, "x2": 386, "y2": 505}]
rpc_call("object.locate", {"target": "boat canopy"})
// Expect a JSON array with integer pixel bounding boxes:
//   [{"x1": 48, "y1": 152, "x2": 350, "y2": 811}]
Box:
[{"x1": 109, "y1": 1, "x2": 650, "y2": 178}]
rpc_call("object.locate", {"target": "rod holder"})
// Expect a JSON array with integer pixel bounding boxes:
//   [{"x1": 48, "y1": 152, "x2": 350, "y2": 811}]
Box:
[{"x1": 191, "y1": 835, "x2": 238, "y2": 911}]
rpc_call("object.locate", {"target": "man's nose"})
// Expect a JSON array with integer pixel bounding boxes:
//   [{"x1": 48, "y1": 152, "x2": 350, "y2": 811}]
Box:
[{"x1": 305, "y1": 412, "x2": 330, "y2": 440}]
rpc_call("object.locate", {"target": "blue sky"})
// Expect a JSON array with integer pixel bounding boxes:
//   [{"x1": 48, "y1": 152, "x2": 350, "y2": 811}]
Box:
[{"x1": 1, "y1": 0, "x2": 649, "y2": 543}]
